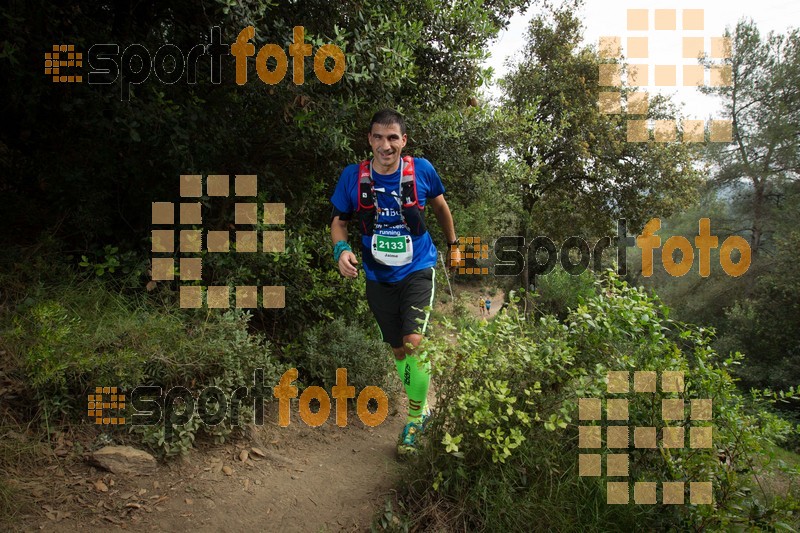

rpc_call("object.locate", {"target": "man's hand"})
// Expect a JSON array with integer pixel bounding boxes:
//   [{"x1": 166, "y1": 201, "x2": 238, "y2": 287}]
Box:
[
  {"x1": 338, "y1": 250, "x2": 359, "y2": 278},
  {"x1": 447, "y1": 245, "x2": 462, "y2": 271},
  {"x1": 331, "y1": 216, "x2": 358, "y2": 278}
]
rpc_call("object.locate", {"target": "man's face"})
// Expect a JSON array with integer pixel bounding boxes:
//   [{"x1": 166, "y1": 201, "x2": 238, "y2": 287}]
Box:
[{"x1": 368, "y1": 122, "x2": 407, "y2": 171}]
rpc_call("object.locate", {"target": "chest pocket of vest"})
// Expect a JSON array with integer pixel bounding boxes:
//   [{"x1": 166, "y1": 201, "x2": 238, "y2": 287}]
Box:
[{"x1": 356, "y1": 157, "x2": 427, "y2": 237}]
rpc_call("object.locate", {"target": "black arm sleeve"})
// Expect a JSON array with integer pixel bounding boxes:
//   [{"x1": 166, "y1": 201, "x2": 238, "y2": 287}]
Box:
[{"x1": 330, "y1": 205, "x2": 352, "y2": 223}]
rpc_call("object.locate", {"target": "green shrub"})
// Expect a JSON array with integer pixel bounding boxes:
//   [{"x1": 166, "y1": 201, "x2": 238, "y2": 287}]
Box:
[
  {"x1": 3, "y1": 279, "x2": 284, "y2": 457},
  {"x1": 284, "y1": 317, "x2": 392, "y2": 392},
  {"x1": 201, "y1": 225, "x2": 377, "y2": 337},
  {"x1": 399, "y1": 270, "x2": 799, "y2": 531},
  {"x1": 534, "y1": 266, "x2": 596, "y2": 320}
]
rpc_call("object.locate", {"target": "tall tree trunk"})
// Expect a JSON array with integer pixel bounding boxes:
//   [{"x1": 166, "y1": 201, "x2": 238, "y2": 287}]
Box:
[
  {"x1": 752, "y1": 176, "x2": 765, "y2": 256},
  {"x1": 520, "y1": 190, "x2": 537, "y2": 319}
]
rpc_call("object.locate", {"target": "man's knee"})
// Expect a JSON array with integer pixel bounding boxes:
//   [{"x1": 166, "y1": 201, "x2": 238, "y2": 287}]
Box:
[
  {"x1": 392, "y1": 333, "x2": 422, "y2": 360},
  {"x1": 403, "y1": 333, "x2": 423, "y2": 354}
]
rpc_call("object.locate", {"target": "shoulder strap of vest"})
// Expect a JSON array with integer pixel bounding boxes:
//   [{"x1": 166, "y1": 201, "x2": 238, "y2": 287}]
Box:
[
  {"x1": 356, "y1": 160, "x2": 373, "y2": 212},
  {"x1": 356, "y1": 155, "x2": 421, "y2": 210},
  {"x1": 400, "y1": 155, "x2": 420, "y2": 209}
]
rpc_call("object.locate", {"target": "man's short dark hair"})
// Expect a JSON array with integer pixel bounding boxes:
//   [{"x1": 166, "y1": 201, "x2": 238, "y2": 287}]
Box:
[{"x1": 369, "y1": 109, "x2": 406, "y2": 135}]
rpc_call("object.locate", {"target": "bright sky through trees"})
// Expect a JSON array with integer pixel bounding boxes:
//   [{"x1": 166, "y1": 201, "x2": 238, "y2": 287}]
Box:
[{"x1": 485, "y1": 0, "x2": 800, "y2": 119}]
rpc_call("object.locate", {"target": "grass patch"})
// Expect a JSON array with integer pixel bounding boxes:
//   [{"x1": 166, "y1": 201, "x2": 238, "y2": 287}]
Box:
[
  {"x1": 0, "y1": 425, "x2": 44, "y2": 525},
  {"x1": 2, "y1": 276, "x2": 285, "y2": 457}
]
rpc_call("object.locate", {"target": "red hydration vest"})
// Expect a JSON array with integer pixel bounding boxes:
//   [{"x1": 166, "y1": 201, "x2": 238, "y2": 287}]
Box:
[{"x1": 355, "y1": 155, "x2": 427, "y2": 237}]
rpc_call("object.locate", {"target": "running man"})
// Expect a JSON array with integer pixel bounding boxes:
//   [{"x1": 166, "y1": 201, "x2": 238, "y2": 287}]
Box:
[{"x1": 329, "y1": 109, "x2": 460, "y2": 456}]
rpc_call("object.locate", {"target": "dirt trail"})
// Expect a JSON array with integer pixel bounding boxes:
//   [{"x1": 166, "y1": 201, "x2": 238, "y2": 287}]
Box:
[
  {"x1": 14, "y1": 286, "x2": 503, "y2": 532},
  {"x1": 18, "y1": 407, "x2": 408, "y2": 532},
  {"x1": 461, "y1": 289, "x2": 506, "y2": 320}
]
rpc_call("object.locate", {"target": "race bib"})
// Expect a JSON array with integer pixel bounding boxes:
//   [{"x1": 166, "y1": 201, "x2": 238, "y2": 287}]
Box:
[{"x1": 371, "y1": 234, "x2": 413, "y2": 266}]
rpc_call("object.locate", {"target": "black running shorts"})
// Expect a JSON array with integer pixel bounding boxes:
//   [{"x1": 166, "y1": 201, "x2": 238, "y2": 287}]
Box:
[{"x1": 365, "y1": 267, "x2": 436, "y2": 348}]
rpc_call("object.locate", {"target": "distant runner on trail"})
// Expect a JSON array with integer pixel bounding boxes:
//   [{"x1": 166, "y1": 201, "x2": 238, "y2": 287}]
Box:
[
  {"x1": 330, "y1": 109, "x2": 460, "y2": 456},
  {"x1": 485, "y1": 298, "x2": 491, "y2": 314},
  {"x1": 478, "y1": 297, "x2": 486, "y2": 316}
]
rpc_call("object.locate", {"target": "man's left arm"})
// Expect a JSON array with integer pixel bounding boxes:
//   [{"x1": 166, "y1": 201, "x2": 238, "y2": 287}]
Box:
[
  {"x1": 419, "y1": 158, "x2": 459, "y2": 268},
  {"x1": 428, "y1": 194, "x2": 462, "y2": 270},
  {"x1": 427, "y1": 194, "x2": 457, "y2": 245}
]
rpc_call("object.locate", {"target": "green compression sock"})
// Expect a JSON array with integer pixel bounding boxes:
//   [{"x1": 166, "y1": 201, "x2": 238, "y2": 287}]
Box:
[
  {"x1": 403, "y1": 354, "x2": 431, "y2": 423},
  {"x1": 394, "y1": 357, "x2": 407, "y2": 387}
]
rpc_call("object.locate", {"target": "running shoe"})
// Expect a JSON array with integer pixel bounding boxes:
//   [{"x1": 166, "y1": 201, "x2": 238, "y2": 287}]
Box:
[
  {"x1": 397, "y1": 410, "x2": 432, "y2": 457},
  {"x1": 397, "y1": 421, "x2": 423, "y2": 456},
  {"x1": 419, "y1": 409, "x2": 432, "y2": 431}
]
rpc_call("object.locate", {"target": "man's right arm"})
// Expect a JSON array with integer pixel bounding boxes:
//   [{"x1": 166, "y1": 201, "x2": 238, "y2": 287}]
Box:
[{"x1": 331, "y1": 215, "x2": 359, "y2": 278}]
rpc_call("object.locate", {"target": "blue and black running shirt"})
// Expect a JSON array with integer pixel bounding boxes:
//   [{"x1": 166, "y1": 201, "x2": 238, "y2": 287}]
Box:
[{"x1": 330, "y1": 157, "x2": 445, "y2": 283}]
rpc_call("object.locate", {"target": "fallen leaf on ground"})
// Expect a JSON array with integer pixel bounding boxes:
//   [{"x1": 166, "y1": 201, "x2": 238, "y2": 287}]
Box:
[
  {"x1": 250, "y1": 447, "x2": 266, "y2": 458},
  {"x1": 45, "y1": 510, "x2": 71, "y2": 522}
]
